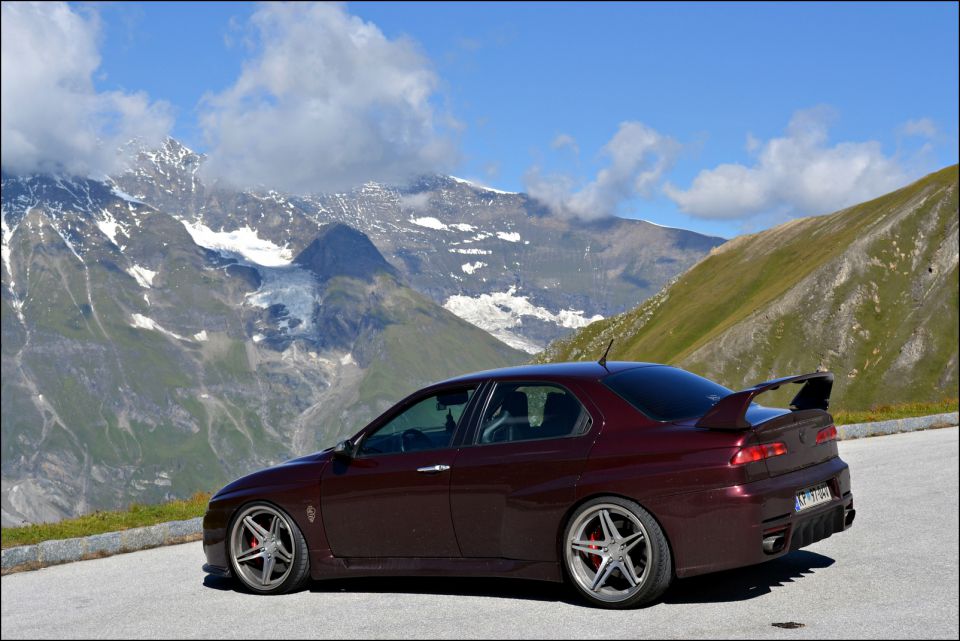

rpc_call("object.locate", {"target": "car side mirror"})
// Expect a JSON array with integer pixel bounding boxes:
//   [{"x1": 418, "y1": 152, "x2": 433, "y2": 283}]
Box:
[{"x1": 333, "y1": 439, "x2": 355, "y2": 459}]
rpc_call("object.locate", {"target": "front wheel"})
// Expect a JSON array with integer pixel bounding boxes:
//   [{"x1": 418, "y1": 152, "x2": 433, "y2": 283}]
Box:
[
  {"x1": 562, "y1": 496, "x2": 672, "y2": 608},
  {"x1": 228, "y1": 502, "x2": 311, "y2": 594}
]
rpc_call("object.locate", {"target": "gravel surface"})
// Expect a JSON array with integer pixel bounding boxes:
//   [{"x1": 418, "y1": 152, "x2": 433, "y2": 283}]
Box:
[{"x1": 2, "y1": 427, "x2": 957, "y2": 639}]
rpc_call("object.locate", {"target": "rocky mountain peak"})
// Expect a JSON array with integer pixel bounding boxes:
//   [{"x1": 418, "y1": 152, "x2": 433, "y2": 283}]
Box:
[{"x1": 293, "y1": 222, "x2": 397, "y2": 283}]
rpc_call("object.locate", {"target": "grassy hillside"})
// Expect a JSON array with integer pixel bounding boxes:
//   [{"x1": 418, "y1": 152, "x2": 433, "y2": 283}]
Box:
[{"x1": 538, "y1": 166, "x2": 959, "y2": 411}]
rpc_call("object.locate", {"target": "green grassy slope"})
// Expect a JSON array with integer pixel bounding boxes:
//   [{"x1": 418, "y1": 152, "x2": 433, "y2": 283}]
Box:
[{"x1": 538, "y1": 166, "x2": 959, "y2": 411}]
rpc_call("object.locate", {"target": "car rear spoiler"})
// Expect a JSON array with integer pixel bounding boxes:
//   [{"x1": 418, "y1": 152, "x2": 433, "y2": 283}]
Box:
[{"x1": 695, "y1": 372, "x2": 834, "y2": 430}]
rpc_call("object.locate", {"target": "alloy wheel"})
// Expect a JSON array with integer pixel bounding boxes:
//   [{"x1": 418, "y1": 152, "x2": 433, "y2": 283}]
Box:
[
  {"x1": 564, "y1": 503, "x2": 653, "y2": 603},
  {"x1": 229, "y1": 504, "x2": 297, "y2": 591}
]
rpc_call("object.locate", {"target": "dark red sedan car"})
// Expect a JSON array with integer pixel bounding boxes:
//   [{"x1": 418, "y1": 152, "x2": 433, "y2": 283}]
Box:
[{"x1": 202, "y1": 362, "x2": 855, "y2": 608}]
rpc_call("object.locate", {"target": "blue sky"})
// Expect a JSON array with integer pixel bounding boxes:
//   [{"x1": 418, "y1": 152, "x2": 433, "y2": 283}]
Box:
[{"x1": 3, "y1": 2, "x2": 958, "y2": 238}]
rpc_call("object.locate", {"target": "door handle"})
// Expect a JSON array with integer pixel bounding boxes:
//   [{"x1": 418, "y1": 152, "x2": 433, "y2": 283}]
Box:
[{"x1": 416, "y1": 464, "x2": 451, "y2": 474}]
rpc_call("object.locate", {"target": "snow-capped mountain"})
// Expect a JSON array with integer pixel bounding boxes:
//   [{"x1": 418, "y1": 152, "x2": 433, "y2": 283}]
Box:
[
  {"x1": 116, "y1": 138, "x2": 724, "y2": 352},
  {"x1": 1, "y1": 170, "x2": 520, "y2": 525},
  {"x1": 2, "y1": 138, "x2": 722, "y2": 525}
]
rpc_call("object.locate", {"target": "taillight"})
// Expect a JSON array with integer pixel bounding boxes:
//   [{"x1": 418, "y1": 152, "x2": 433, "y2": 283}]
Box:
[
  {"x1": 730, "y1": 442, "x2": 788, "y2": 465},
  {"x1": 816, "y1": 424, "x2": 838, "y2": 444}
]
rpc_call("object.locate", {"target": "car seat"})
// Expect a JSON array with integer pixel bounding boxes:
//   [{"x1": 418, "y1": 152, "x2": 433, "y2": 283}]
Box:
[
  {"x1": 481, "y1": 389, "x2": 531, "y2": 442},
  {"x1": 538, "y1": 392, "x2": 582, "y2": 438}
]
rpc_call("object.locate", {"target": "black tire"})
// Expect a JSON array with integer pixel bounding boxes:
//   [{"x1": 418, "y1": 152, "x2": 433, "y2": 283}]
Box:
[
  {"x1": 561, "y1": 496, "x2": 672, "y2": 609},
  {"x1": 228, "y1": 501, "x2": 311, "y2": 594}
]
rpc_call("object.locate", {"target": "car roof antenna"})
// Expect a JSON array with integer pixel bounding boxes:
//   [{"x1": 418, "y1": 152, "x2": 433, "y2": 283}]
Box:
[{"x1": 598, "y1": 339, "x2": 614, "y2": 369}]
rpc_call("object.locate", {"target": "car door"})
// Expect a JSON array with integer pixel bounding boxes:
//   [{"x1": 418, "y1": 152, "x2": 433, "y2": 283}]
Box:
[
  {"x1": 449, "y1": 380, "x2": 601, "y2": 561},
  {"x1": 320, "y1": 385, "x2": 478, "y2": 558}
]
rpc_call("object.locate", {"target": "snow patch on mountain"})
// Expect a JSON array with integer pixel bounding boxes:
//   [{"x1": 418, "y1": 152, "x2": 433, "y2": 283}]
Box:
[
  {"x1": 93, "y1": 207, "x2": 131, "y2": 248},
  {"x1": 109, "y1": 186, "x2": 144, "y2": 204},
  {"x1": 180, "y1": 221, "x2": 293, "y2": 266},
  {"x1": 443, "y1": 287, "x2": 604, "y2": 354},
  {"x1": 409, "y1": 216, "x2": 448, "y2": 231},
  {"x1": 129, "y1": 314, "x2": 187, "y2": 340},
  {"x1": 1, "y1": 216, "x2": 16, "y2": 282},
  {"x1": 496, "y1": 231, "x2": 522, "y2": 243},
  {"x1": 95, "y1": 220, "x2": 120, "y2": 246},
  {"x1": 461, "y1": 232, "x2": 493, "y2": 244},
  {"x1": 448, "y1": 176, "x2": 518, "y2": 196},
  {"x1": 461, "y1": 261, "x2": 485, "y2": 274},
  {"x1": 126, "y1": 265, "x2": 157, "y2": 288},
  {"x1": 1, "y1": 215, "x2": 26, "y2": 324},
  {"x1": 450, "y1": 248, "x2": 492, "y2": 255},
  {"x1": 52, "y1": 225, "x2": 83, "y2": 262}
]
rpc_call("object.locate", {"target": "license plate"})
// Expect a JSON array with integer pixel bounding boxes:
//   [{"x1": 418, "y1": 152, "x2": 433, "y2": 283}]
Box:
[{"x1": 795, "y1": 482, "x2": 832, "y2": 512}]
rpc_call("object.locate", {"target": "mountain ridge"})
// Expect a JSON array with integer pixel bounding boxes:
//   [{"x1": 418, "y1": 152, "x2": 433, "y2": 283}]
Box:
[
  {"x1": 0, "y1": 172, "x2": 522, "y2": 526},
  {"x1": 113, "y1": 137, "x2": 724, "y2": 352},
  {"x1": 537, "y1": 165, "x2": 959, "y2": 411}
]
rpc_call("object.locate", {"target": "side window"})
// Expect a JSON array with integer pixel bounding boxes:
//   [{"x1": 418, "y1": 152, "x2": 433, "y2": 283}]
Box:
[
  {"x1": 358, "y1": 387, "x2": 475, "y2": 456},
  {"x1": 476, "y1": 382, "x2": 590, "y2": 444}
]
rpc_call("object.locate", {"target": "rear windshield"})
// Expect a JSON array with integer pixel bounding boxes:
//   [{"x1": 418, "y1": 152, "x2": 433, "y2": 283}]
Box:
[{"x1": 603, "y1": 366, "x2": 732, "y2": 422}]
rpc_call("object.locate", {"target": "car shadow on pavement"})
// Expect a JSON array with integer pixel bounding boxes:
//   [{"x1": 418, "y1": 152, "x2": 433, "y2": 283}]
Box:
[
  {"x1": 202, "y1": 550, "x2": 834, "y2": 607},
  {"x1": 202, "y1": 575, "x2": 238, "y2": 591},
  {"x1": 310, "y1": 576, "x2": 582, "y2": 605},
  {"x1": 662, "y1": 550, "x2": 835, "y2": 604},
  {"x1": 202, "y1": 573, "x2": 579, "y2": 604}
]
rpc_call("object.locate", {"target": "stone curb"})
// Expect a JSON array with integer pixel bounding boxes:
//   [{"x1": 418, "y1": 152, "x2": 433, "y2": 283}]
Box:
[
  {"x1": 2, "y1": 412, "x2": 958, "y2": 575},
  {"x1": 836, "y1": 411, "x2": 958, "y2": 440},
  {"x1": 1, "y1": 517, "x2": 202, "y2": 575}
]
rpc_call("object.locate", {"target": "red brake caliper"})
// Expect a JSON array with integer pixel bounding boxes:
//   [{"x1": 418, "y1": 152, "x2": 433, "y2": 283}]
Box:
[{"x1": 587, "y1": 527, "x2": 603, "y2": 570}]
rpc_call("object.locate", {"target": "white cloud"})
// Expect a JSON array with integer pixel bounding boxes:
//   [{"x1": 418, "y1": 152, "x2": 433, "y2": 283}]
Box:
[
  {"x1": 899, "y1": 118, "x2": 938, "y2": 140},
  {"x1": 399, "y1": 192, "x2": 433, "y2": 212},
  {"x1": 551, "y1": 133, "x2": 579, "y2": 156},
  {"x1": 199, "y1": 3, "x2": 457, "y2": 194},
  {"x1": 0, "y1": 2, "x2": 171, "y2": 176},
  {"x1": 525, "y1": 122, "x2": 679, "y2": 220},
  {"x1": 664, "y1": 107, "x2": 910, "y2": 220}
]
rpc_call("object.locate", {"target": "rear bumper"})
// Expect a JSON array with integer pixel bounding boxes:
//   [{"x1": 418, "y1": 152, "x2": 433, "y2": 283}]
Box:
[
  {"x1": 649, "y1": 456, "x2": 853, "y2": 578},
  {"x1": 789, "y1": 499, "x2": 854, "y2": 551}
]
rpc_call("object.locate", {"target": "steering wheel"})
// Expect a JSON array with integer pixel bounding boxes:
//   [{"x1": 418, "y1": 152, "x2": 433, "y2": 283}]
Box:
[{"x1": 401, "y1": 428, "x2": 433, "y2": 452}]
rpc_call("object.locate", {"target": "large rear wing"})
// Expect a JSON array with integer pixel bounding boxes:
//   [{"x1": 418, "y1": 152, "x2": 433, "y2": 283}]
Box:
[{"x1": 695, "y1": 372, "x2": 834, "y2": 430}]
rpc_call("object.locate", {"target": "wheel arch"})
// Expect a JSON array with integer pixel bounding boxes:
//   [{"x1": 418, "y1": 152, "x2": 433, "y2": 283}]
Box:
[{"x1": 226, "y1": 497, "x2": 291, "y2": 537}]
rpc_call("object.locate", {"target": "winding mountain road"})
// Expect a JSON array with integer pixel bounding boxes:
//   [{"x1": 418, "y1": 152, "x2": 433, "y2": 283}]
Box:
[{"x1": 2, "y1": 427, "x2": 957, "y2": 639}]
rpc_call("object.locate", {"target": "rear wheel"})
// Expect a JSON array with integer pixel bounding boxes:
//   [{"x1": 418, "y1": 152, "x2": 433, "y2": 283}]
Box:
[
  {"x1": 562, "y1": 496, "x2": 672, "y2": 608},
  {"x1": 228, "y1": 502, "x2": 310, "y2": 594}
]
